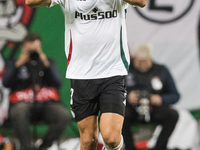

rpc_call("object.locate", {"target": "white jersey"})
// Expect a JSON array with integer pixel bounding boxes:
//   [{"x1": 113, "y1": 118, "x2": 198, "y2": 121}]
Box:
[{"x1": 50, "y1": 0, "x2": 130, "y2": 79}]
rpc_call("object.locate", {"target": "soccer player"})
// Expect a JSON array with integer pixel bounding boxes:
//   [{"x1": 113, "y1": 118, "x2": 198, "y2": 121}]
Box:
[{"x1": 25, "y1": 0, "x2": 148, "y2": 150}]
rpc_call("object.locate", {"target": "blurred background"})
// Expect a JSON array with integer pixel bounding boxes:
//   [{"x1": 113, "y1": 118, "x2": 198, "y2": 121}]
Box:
[{"x1": 0, "y1": 0, "x2": 199, "y2": 150}]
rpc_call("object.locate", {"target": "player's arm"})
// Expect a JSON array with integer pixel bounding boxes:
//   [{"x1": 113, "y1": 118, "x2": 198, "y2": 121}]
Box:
[
  {"x1": 25, "y1": 0, "x2": 51, "y2": 8},
  {"x1": 124, "y1": 0, "x2": 148, "y2": 7}
]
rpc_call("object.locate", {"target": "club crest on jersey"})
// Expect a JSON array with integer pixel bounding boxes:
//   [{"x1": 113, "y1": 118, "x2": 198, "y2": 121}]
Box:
[{"x1": 75, "y1": 8, "x2": 118, "y2": 20}]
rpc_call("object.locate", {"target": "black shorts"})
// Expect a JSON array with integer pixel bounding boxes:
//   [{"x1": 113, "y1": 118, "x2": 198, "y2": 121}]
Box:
[{"x1": 70, "y1": 76, "x2": 127, "y2": 122}]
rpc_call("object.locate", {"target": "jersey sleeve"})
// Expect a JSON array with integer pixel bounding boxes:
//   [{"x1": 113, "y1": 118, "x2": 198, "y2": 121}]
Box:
[
  {"x1": 117, "y1": 0, "x2": 129, "y2": 10},
  {"x1": 121, "y1": 0, "x2": 139, "y2": 8},
  {"x1": 49, "y1": 0, "x2": 65, "y2": 8},
  {"x1": 122, "y1": 0, "x2": 129, "y2": 9}
]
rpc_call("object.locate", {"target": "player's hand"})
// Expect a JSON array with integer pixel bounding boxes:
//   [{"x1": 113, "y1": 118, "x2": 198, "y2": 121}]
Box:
[
  {"x1": 150, "y1": 94, "x2": 162, "y2": 106},
  {"x1": 128, "y1": 91, "x2": 139, "y2": 105},
  {"x1": 123, "y1": 0, "x2": 147, "y2": 8},
  {"x1": 26, "y1": 0, "x2": 51, "y2": 8}
]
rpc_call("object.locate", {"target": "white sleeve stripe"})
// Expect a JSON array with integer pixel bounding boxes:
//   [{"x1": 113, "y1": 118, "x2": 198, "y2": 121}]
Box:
[{"x1": 48, "y1": 0, "x2": 65, "y2": 8}]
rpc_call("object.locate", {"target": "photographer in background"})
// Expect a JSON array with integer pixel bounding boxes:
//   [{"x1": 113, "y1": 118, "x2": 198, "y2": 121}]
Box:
[
  {"x1": 122, "y1": 44, "x2": 180, "y2": 150},
  {"x1": 2, "y1": 33, "x2": 70, "y2": 150}
]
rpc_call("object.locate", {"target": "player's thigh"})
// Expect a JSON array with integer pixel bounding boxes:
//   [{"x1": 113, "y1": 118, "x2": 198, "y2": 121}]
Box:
[
  {"x1": 77, "y1": 115, "x2": 99, "y2": 142},
  {"x1": 100, "y1": 113, "x2": 124, "y2": 142}
]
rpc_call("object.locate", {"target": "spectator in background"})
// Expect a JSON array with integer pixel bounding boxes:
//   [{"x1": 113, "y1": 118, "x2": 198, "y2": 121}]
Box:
[
  {"x1": 122, "y1": 43, "x2": 180, "y2": 150},
  {"x1": 2, "y1": 33, "x2": 70, "y2": 150}
]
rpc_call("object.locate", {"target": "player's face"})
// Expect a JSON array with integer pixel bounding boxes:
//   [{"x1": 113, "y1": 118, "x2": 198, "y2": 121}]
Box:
[
  {"x1": 22, "y1": 40, "x2": 42, "y2": 54},
  {"x1": 133, "y1": 57, "x2": 152, "y2": 72}
]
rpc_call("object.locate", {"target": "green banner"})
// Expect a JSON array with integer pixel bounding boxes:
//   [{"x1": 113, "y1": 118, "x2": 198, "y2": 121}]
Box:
[{"x1": 0, "y1": 4, "x2": 79, "y2": 137}]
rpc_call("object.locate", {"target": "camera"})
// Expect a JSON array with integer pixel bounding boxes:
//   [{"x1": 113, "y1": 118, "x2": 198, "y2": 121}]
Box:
[
  {"x1": 137, "y1": 90, "x2": 151, "y2": 123},
  {"x1": 29, "y1": 50, "x2": 39, "y2": 61}
]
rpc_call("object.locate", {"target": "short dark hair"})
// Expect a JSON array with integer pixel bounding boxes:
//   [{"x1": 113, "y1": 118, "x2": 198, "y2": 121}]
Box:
[{"x1": 23, "y1": 33, "x2": 41, "y2": 43}]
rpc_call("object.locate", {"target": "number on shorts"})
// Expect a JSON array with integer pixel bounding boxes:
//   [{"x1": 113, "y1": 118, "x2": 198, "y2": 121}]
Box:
[
  {"x1": 70, "y1": 88, "x2": 75, "y2": 118},
  {"x1": 70, "y1": 88, "x2": 74, "y2": 105}
]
